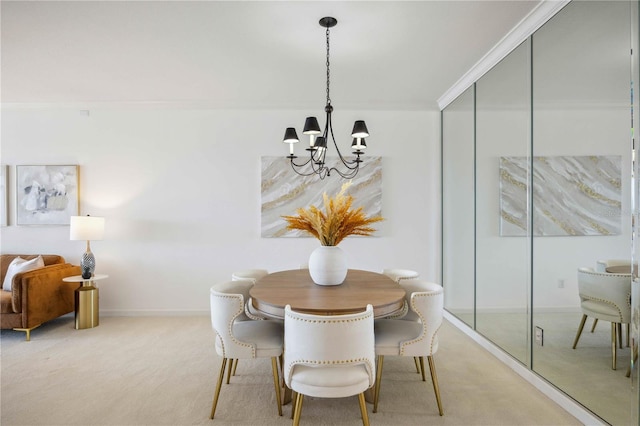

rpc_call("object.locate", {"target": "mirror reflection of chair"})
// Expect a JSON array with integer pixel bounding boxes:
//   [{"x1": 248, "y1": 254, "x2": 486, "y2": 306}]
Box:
[
  {"x1": 589, "y1": 261, "x2": 632, "y2": 343},
  {"x1": 284, "y1": 304, "x2": 375, "y2": 426},
  {"x1": 373, "y1": 280, "x2": 444, "y2": 416},
  {"x1": 572, "y1": 267, "x2": 631, "y2": 370},
  {"x1": 209, "y1": 281, "x2": 283, "y2": 419}
]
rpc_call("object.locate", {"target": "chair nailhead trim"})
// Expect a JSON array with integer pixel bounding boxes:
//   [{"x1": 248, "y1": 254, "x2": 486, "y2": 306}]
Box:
[
  {"x1": 289, "y1": 357, "x2": 370, "y2": 365},
  {"x1": 213, "y1": 292, "x2": 256, "y2": 358},
  {"x1": 399, "y1": 290, "x2": 441, "y2": 356}
]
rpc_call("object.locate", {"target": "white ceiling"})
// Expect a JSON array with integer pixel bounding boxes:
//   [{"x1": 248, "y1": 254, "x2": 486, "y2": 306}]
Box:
[{"x1": 1, "y1": 0, "x2": 541, "y2": 111}]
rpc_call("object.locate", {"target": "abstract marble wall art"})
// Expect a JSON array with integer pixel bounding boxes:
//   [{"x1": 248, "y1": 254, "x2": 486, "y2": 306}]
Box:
[
  {"x1": 499, "y1": 155, "x2": 621, "y2": 236},
  {"x1": 16, "y1": 165, "x2": 79, "y2": 225},
  {"x1": 261, "y1": 156, "x2": 382, "y2": 238}
]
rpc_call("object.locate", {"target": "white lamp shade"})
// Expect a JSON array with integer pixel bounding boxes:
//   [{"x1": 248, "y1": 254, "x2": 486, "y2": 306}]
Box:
[{"x1": 70, "y1": 216, "x2": 105, "y2": 241}]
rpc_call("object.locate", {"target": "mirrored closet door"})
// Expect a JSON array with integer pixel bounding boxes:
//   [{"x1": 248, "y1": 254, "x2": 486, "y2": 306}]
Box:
[{"x1": 441, "y1": 1, "x2": 638, "y2": 424}]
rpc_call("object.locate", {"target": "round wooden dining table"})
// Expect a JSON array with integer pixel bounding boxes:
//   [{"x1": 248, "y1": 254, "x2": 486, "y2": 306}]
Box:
[{"x1": 249, "y1": 269, "x2": 406, "y2": 319}]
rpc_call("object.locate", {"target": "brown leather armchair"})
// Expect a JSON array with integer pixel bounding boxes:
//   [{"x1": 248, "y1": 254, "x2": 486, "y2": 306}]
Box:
[{"x1": 1, "y1": 254, "x2": 81, "y2": 340}]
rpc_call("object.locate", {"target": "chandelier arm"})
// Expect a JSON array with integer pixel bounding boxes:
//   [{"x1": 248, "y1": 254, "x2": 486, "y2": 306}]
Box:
[
  {"x1": 328, "y1": 165, "x2": 359, "y2": 179},
  {"x1": 289, "y1": 158, "x2": 328, "y2": 177},
  {"x1": 327, "y1": 112, "x2": 360, "y2": 169},
  {"x1": 289, "y1": 156, "x2": 313, "y2": 169},
  {"x1": 288, "y1": 147, "x2": 332, "y2": 177}
]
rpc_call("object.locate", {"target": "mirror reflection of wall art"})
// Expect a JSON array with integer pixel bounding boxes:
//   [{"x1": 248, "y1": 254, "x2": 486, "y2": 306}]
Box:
[
  {"x1": 261, "y1": 156, "x2": 382, "y2": 238},
  {"x1": 16, "y1": 165, "x2": 79, "y2": 226},
  {"x1": 499, "y1": 155, "x2": 621, "y2": 236},
  {"x1": 1, "y1": 165, "x2": 7, "y2": 226}
]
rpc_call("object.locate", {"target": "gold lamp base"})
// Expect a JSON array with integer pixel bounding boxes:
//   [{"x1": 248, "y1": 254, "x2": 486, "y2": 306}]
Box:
[{"x1": 75, "y1": 282, "x2": 99, "y2": 329}]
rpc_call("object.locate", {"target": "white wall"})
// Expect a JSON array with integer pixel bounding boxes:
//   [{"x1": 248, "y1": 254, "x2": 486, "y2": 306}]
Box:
[{"x1": 1, "y1": 106, "x2": 441, "y2": 314}]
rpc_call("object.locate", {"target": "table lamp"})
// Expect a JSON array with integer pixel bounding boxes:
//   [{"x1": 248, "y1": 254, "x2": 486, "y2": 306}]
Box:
[{"x1": 70, "y1": 215, "x2": 105, "y2": 279}]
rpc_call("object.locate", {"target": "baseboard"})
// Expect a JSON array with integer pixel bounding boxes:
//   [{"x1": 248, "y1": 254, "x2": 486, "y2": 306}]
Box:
[
  {"x1": 444, "y1": 311, "x2": 606, "y2": 426},
  {"x1": 101, "y1": 309, "x2": 209, "y2": 317},
  {"x1": 447, "y1": 306, "x2": 581, "y2": 314}
]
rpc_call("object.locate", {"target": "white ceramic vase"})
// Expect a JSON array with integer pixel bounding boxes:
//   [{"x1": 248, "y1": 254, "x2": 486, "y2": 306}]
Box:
[{"x1": 308, "y1": 245, "x2": 348, "y2": 286}]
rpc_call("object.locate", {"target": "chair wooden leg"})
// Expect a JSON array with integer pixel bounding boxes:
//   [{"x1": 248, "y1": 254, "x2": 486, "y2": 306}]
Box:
[
  {"x1": 591, "y1": 318, "x2": 598, "y2": 333},
  {"x1": 611, "y1": 323, "x2": 618, "y2": 370},
  {"x1": 271, "y1": 357, "x2": 283, "y2": 416},
  {"x1": 627, "y1": 323, "x2": 630, "y2": 348},
  {"x1": 292, "y1": 393, "x2": 304, "y2": 426},
  {"x1": 427, "y1": 355, "x2": 444, "y2": 416},
  {"x1": 358, "y1": 392, "x2": 370, "y2": 426},
  {"x1": 572, "y1": 314, "x2": 588, "y2": 349},
  {"x1": 232, "y1": 358, "x2": 239, "y2": 376},
  {"x1": 419, "y1": 356, "x2": 427, "y2": 382},
  {"x1": 373, "y1": 355, "x2": 384, "y2": 413},
  {"x1": 226, "y1": 359, "x2": 234, "y2": 384},
  {"x1": 210, "y1": 358, "x2": 228, "y2": 419},
  {"x1": 414, "y1": 357, "x2": 421, "y2": 374}
]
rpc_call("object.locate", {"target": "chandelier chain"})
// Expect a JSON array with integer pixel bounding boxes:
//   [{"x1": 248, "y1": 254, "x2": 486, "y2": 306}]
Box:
[{"x1": 326, "y1": 26, "x2": 331, "y2": 105}]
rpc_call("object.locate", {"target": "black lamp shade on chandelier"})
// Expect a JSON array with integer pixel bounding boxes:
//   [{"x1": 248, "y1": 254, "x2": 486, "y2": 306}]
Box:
[{"x1": 282, "y1": 17, "x2": 370, "y2": 180}]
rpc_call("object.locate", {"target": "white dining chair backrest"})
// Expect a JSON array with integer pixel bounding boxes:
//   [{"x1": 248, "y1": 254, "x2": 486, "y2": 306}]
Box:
[
  {"x1": 215, "y1": 279, "x2": 254, "y2": 323},
  {"x1": 383, "y1": 268, "x2": 419, "y2": 283},
  {"x1": 381, "y1": 269, "x2": 419, "y2": 320},
  {"x1": 232, "y1": 269, "x2": 269, "y2": 283},
  {"x1": 210, "y1": 281, "x2": 261, "y2": 359},
  {"x1": 391, "y1": 278, "x2": 434, "y2": 323},
  {"x1": 283, "y1": 304, "x2": 376, "y2": 393},
  {"x1": 399, "y1": 281, "x2": 443, "y2": 356}
]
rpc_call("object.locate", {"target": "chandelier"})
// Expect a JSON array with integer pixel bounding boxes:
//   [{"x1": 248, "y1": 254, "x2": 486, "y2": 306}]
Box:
[{"x1": 282, "y1": 17, "x2": 370, "y2": 180}]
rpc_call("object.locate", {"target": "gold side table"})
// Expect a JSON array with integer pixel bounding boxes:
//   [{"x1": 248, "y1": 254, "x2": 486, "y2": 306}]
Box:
[{"x1": 63, "y1": 274, "x2": 108, "y2": 330}]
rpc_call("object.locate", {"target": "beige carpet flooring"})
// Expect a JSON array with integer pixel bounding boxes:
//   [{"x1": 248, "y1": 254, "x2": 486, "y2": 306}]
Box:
[{"x1": 0, "y1": 315, "x2": 581, "y2": 426}]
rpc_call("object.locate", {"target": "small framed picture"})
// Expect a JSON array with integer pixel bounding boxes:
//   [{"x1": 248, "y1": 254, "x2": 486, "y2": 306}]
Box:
[
  {"x1": 16, "y1": 165, "x2": 79, "y2": 225},
  {"x1": 0, "y1": 165, "x2": 7, "y2": 226}
]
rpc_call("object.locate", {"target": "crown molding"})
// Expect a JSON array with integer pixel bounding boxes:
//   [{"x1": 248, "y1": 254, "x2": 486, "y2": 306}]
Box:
[{"x1": 437, "y1": 0, "x2": 571, "y2": 111}]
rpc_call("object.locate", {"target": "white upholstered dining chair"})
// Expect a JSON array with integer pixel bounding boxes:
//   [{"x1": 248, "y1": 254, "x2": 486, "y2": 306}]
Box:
[
  {"x1": 209, "y1": 281, "x2": 283, "y2": 419},
  {"x1": 373, "y1": 280, "x2": 444, "y2": 416},
  {"x1": 284, "y1": 304, "x2": 376, "y2": 426},
  {"x1": 572, "y1": 267, "x2": 631, "y2": 370}
]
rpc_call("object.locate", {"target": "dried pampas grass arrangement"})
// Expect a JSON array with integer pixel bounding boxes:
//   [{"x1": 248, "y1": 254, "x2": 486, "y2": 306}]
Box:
[{"x1": 282, "y1": 181, "x2": 384, "y2": 246}]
